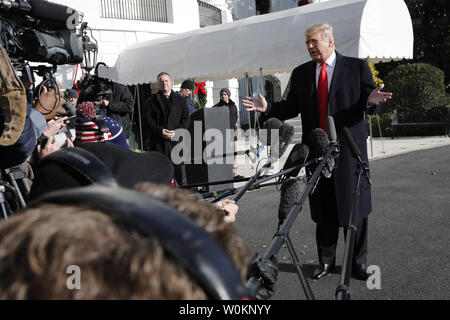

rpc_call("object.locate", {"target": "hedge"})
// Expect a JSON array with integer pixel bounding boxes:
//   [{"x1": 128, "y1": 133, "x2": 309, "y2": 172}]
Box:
[{"x1": 382, "y1": 63, "x2": 450, "y2": 114}]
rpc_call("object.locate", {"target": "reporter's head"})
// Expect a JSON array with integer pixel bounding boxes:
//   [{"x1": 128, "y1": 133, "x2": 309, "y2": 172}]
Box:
[{"x1": 0, "y1": 203, "x2": 208, "y2": 299}]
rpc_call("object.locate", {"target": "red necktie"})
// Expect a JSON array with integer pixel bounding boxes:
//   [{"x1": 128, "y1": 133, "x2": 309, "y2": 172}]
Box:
[{"x1": 317, "y1": 61, "x2": 328, "y2": 132}]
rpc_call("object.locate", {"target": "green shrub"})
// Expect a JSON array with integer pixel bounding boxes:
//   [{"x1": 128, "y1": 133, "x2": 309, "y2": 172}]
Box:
[{"x1": 382, "y1": 63, "x2": 450, "y2": 114}]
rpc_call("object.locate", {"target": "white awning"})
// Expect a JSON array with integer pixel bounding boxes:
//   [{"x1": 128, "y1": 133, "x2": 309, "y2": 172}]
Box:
[{"x1": 103, "y1": 0, "x2": 413, "y2": 85}]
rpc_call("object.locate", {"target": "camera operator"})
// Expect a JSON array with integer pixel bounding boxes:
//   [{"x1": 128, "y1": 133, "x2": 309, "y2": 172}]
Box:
[
  {"x1": 0, "y1": 47, "x2": 49, "y2": 169},
  {"x1": 101, "y1": 80, "x2": 134, "y2": 139},
  {"x1": 63, "y1": 89, "x2": 78, "y2": 116}
]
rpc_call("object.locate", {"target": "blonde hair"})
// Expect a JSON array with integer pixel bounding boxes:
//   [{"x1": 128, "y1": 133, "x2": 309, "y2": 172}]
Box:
[{"x1": 304, "y1": 23, "x2": 335, "y2": 43}]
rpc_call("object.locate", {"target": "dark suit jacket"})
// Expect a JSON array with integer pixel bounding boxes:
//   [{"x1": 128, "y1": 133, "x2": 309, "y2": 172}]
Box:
[
  {"x1": 143, "y1": 90, "x2": 190, "y2": 158},
  {"x1": 106, "y1": 82, "x2": 134, "y2": 138},
  {"x1": 265, "y1": 51, "x2": 380, "y2": 226}
]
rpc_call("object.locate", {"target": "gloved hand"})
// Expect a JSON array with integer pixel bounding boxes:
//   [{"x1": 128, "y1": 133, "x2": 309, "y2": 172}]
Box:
[{"x1": 246, "y1": 252, "x2": 279, "y2": 300}]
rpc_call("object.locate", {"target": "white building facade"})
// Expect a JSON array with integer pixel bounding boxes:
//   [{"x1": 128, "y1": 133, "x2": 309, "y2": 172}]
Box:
[
  {"x1": 52, "y1": 0, "x2": 201, "y2": 88},
  {"x1": 50, "y1": 0, "x2": 323, "y2": 129}
]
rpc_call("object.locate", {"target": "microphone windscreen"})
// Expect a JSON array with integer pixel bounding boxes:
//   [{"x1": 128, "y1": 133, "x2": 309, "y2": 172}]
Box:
[
  {"x1": 310, "y1": 128, "x2": 329, "y2": 159},
  {"x1": 327, "y1": 116, "x2": 337, "y2": 142},
  {"x1": 279, "y1": 123, "x2": 295, "y2": 156},
  {"x1": 282, "y1": 143, "x2": 309, "y2": 177},
  {"x1": 278, "y1": 179, "x2": 302, "y2": 224},
  {"x1": 342, "y1": 127, "x2": 361, "y2": 158},
  {"x1": 259, "y1": 118, "x2": 282, "y2": 146}
]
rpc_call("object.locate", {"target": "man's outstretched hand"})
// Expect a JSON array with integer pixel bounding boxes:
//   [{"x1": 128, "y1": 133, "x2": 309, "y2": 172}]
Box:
[
  {"x1": 368, "y1": 83, "x2": 392, "y2": 106},
  {"x1": 242, "y1": 93, "x2": 268, "y2": 113}
]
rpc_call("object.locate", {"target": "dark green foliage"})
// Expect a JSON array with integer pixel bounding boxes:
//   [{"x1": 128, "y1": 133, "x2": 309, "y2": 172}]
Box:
[
  {"x1": 194, "y1": 89, "x2": 207, "y2": 110},
  {"x1": 382, "y1": 63, "x2": 449, "y2": 114}
]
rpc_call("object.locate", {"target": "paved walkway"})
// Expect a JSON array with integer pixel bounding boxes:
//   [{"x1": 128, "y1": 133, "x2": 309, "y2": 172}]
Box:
[{"x1": 366, "y1": 136, "x2": 450, "y2": 160}]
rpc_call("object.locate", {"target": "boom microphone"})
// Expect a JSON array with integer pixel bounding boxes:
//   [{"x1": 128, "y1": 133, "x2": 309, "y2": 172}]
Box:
[
  {"x1": 282, "y1": 143, "x2": 310, "y2": 178},
  {"x1": 278, "y1": 179, "x2": 301, "y2": 228}
]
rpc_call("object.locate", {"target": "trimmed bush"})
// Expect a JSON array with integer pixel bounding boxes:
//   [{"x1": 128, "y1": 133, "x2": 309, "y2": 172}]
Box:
[{"x1": 382, "y1": 63, "x2": 450, "y2": 114}]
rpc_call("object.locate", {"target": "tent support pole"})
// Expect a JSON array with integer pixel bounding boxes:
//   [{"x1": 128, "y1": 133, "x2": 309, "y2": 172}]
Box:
[
  {"x1": 137, "y1": 85, "x2": 144, "y2": 151},
  {"x1": 366, "y1": 58, "x2": 373, "y2": 157}
]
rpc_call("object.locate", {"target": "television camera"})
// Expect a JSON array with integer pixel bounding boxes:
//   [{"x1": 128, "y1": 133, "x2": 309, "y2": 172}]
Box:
[
  {"x1": 0, "y1": 0, "x2": 90, "y2": 115},
  {"x1": 0, "y1": 0, "x2": 94, "y2": 218}
]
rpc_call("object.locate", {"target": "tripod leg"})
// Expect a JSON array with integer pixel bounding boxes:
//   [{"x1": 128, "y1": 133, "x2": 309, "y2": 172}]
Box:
[
  {"x1": 285, "y1": 235, "x2": 315, "y2": 300},
  {"x1": 0, "y1": 187, "x2": 9, "y2": 220},
  {"x1": 18, "y1": 177, "x2": 30, "y2": 200},
  {"x1": 1, "y1": 203, "x2": 8, "y2": 220},
  {"x1": 7, "y1": 174, "x2": 26, "y2": 209}
]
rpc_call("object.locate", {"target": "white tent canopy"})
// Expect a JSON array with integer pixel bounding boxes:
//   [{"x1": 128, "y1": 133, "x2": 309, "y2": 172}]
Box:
[{"x1": 103, "y1": 0, "x2": 413, "y2": 85}]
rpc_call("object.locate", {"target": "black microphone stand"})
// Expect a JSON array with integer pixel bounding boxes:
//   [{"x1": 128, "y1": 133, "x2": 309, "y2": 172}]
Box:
[
  {"x1": 335, "y1": 128, "x2": 372, "y2": 300},
  {"x1": 246, "y1": 141, "x2": 337, "y2": 300},
  {"x1": 205, "y1": 158, "x2": 318, "y2": 203},
  {"x1": 233, "y1": 157, "x2": 274, "y2": 202}
]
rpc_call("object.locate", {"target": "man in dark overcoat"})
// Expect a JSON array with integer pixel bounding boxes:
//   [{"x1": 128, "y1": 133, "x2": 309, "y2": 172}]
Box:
[
  {"x1": 103, "y1": 82, "x2": 134, "y2": 139},
  {"x1": 243, "y1": 23, "x2": 392, "y2": 281},
  {"x1": 143, "y1": 72, "x2": 190, "y2": 184}
]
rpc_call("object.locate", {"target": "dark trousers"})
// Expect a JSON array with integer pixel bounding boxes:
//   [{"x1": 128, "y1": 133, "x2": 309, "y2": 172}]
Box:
[{"x1": 316, "y1": 216, "x2": 368, "y2": 266}]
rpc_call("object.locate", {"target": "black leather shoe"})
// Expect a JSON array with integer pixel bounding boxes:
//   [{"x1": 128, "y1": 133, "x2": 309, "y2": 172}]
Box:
[
  {"x1": 313, "y1": 263, "x2": 335, "y2": 281},
  {"x1": 352, "y1": 264, "x2": 370, "y2": 281}
]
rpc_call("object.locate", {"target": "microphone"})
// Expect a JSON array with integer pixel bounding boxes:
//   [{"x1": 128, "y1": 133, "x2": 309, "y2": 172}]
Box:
[
  {"x1": 342, "y1": 126, "x2": 371, "y2": 185},
  {"x1": 310, "y1": 128, "x2": 329, "y2": 160},
  {"x1": 278, "y1": 122, "x2": 295, "y2": 158},
  {"x1": 259, "y1": 118, "x2": 282, "y2": 146},
  {"x1": 264, "y1": 121, "x2": 294, "y2": 161},
  {"x1": 278, "y1": 178, "x2": 301, "y2": 228},
  {"x1": 342, "y1": 127, "x2": 361, "y2": 158},
  {"x1": 282, "y1": 143, "x2": 310, "y2": 178},
  {"x1": 327, "y1": 116, "x2": 337, "y2": 143},
  {"x1": 309, "y1": 123, "x2": 338, "y2": 179},
  {"x1": 246, "y1": 118, "x2": 282, "y2": 162},
  {"x1": 232, "y1": 120, "x2": 290, "y2": 203}
]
